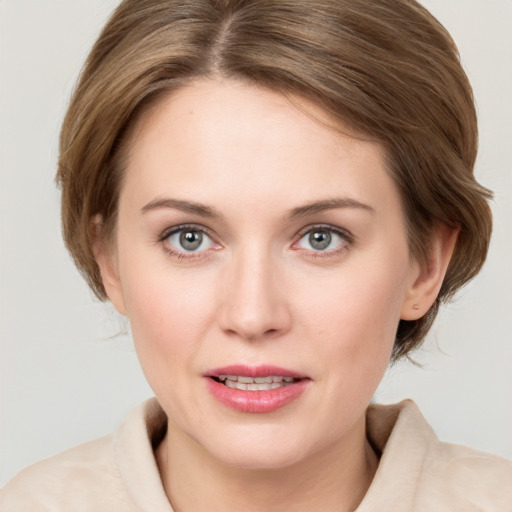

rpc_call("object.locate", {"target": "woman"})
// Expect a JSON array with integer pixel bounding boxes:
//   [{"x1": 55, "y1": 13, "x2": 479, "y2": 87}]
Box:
[{"x1": 1, "y1": 0, "x2": 511, "y2": 510}]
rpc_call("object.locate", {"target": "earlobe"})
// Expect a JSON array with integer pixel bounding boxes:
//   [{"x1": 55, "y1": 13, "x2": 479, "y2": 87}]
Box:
[
  {"x1": 91, "y1": 216, "x2": 128, "y2": 316},
  {"x1": 401, "y1": 224, "x2": 460, "y2": 321}
]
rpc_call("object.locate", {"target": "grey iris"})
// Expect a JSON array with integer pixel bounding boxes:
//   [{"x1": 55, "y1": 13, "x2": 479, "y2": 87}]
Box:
[
  {"x1": 180, "y1": 230, "x2": 203, "y2": 250},
  {"x1": 309, "y1": 230, "x2": 331, "y2": 250}
]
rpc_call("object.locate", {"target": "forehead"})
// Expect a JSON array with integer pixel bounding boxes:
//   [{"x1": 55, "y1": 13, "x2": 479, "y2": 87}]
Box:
[{"x1": 120, "y1": 79, "x2": 401, "y2": 220}]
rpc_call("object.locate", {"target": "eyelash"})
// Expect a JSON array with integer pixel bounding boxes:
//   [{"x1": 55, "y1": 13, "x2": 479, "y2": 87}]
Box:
[
  {"x1": 158, "y1": 224, "x2": 219, "y2": 261},
  {"x1": 292, "y1": 224, "x2": 354, "y2": 259},
  {"x1": 157, "y1": 223, "x2": 354, "y2": 261}
]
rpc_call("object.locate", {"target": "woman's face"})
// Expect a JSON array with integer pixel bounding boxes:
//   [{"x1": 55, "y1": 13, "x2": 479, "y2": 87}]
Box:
[{"x1": 104, "y1": 80, "x2": 421, "y2": 469}]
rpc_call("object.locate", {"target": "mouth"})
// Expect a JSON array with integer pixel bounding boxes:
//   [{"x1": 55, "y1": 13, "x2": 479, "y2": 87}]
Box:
[
  {"x1": 213, "y1": 375, "x2": 298, "y2": 391},
  {"x1": 204, "y1": 365, "x2": 310, "y2": 413}
]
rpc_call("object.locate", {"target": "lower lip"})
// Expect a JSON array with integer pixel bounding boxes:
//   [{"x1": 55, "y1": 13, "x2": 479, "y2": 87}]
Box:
[{"x1": 205, "y1": 377, "x2": 310, "y2": 413}]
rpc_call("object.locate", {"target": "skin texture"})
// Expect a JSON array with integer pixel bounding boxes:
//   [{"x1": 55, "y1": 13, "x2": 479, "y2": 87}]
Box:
[{"x1": 95, "y1": 79, "x2": 457, "y2": 511}]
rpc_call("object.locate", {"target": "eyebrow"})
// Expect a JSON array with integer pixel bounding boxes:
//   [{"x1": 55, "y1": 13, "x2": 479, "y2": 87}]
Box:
[
  {"x1": 140, "y1": 196, "x2": 374, "y2": 220},
  {"x1": 288, "y1": 198, "x2": 375, "y2": 219},
  {"x1": 141, "y1": 198, "x2": 221, "y2": 219}
]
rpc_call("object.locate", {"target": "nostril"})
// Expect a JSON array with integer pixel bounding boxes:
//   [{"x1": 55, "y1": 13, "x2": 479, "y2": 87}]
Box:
[{"x1": 217, "y1": 276, "x2": 292, "y2": 340}]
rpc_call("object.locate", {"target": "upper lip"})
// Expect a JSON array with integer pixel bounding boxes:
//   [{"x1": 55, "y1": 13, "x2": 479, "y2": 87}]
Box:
[{"x1": 205, "y1": 365, "x2": 309, "y2": 380}]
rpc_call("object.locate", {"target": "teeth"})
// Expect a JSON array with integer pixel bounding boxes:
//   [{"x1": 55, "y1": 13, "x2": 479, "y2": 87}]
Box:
[
  {"x1": 217, "y1": 374, "x2": 298, "y2": 390},
  {"x1": 224, "y1": 380, "x2": 286, "y2": 391},
  {"x1": 255, "y1": 377, "x2": 273, "y2": 384},
  {"x1": 225, "y1": 380, "x2": 248, "y2": 390}
]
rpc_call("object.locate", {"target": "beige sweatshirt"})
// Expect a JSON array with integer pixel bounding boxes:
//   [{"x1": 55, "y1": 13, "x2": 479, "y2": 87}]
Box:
[{"x1": 1, "y1": 398, "x2": 511, "y2": 511}]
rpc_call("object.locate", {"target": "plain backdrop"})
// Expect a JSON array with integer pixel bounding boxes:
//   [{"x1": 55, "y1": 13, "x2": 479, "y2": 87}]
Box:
[{"x1": 1, "y1": 0, "x2": 511, "y2": 487}]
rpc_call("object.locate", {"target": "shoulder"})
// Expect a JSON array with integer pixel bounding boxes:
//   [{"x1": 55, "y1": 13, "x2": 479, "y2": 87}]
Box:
[
  {"x1": 0, "y1": 434, "x2": 136, "y2": 511},
  {"x1": 363, "y1": 400, "x2": 512, "y2": 511},
  {"x1": 0, "y1": 399, "x2": 168, "y2": 511},
  {"x1": 420, "y1": 438, "x2": 512, "y2": 510}
]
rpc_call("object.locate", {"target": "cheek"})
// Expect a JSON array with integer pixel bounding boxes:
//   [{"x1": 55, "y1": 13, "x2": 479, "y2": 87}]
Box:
[
  {"x1": 296, "y1": 256, "x2": 409, "y2": 371},
  {"x1": 118, "y1": 252, "x2": 218, "y2": 373}
]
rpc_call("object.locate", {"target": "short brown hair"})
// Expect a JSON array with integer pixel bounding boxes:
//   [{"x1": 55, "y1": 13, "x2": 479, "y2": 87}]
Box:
[{"x1": 57, "y1": 0, "x2": 492, "y2": 360}]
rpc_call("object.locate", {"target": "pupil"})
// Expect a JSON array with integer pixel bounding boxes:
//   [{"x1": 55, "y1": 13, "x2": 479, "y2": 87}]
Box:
[
  {"x1": 309, "y1": 230, "x2": 331, "y2": 250},
  {"x1": 180, "y1": 230, "x2": 202, "y2": 250}
]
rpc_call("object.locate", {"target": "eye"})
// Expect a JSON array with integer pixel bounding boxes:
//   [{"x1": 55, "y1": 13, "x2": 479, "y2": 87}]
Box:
[
  {"x1": 164, "y1": 227, "x2": 216, "y2": 253},
  {"x1": 295, "y1": 226, "x2": 350, "y2": 253}
]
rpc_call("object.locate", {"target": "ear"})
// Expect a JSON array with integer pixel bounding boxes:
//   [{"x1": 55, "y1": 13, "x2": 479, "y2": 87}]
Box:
[
  {"x1": 401, "y1": 224, "x2": 460, "y2": 321},
  {"x1": 91, "y1": 216, "x2": 128, "y2": 316}
]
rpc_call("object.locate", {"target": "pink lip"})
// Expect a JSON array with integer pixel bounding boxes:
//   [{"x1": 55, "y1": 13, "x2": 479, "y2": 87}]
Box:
[
  {"x1": 205, "y1": 364, "x2": 308, "y2": 379},
  {"x1": 204, "y1": 365, "x2": 310, "y2": 413}
]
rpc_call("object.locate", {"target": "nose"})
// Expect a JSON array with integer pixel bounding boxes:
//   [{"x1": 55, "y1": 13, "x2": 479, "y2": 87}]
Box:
[{"x1": 218, "y1": 248, "x2": 292, "y2": 342}]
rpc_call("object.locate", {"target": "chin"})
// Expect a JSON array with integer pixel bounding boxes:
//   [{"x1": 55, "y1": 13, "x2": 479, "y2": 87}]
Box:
[
  {"x1": 217, "y1": 448, "x2": 307, "y2": 471},
  {"x1": 201, "y1": 426, "x2": 314, "y2": 471}
]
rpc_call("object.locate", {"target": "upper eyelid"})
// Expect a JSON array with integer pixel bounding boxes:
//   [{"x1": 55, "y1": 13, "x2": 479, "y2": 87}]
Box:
[
  {"x1": 292, "y1": 225, "x2": 354, "y2": 259},
  {"x1": 295, "y1": 223, "x2": 354, "y2": 241},
  {"x1": 159, "y1": 223, "x2": 215, "y2": 241},
  {"x1": 158, "y1": 225, "x2": 220, "y2": 258},
  {"x1": 157, "y1": 223, "x2": 354, "y2": 247}
]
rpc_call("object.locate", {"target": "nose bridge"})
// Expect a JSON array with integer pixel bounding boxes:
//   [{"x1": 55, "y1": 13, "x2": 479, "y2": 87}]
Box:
[{"x1": 219, "y1": 242, "x2": 290, "y2": 340}]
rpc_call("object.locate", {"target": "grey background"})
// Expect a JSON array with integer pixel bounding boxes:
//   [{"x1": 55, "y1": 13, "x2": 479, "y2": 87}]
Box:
[{"x1": 1, "y1": 0, "x2": 511, "y2": 486}]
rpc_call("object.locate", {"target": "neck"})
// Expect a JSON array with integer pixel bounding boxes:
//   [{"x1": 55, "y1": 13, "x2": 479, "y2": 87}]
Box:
[{"x1": 156, "y1": 414, "x2": 378, "y2": 512}]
